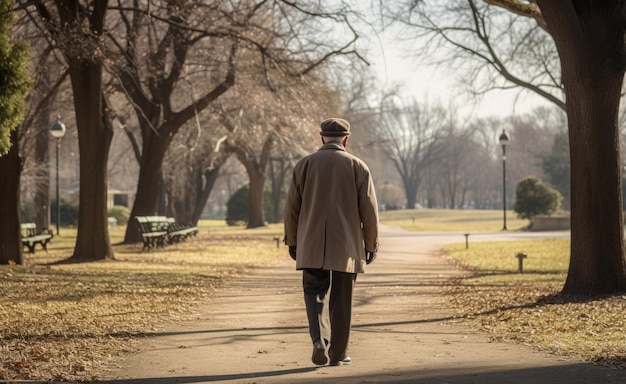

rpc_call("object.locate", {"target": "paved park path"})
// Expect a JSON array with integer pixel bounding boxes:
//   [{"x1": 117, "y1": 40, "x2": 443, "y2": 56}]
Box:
[{"x1": 102, "y1": 225, "x2": 626, "y2": 383}]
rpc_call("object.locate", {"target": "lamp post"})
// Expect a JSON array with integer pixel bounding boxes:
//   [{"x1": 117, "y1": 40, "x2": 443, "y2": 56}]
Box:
[
  {"x1": 499, "y1": 129, "x2": 510, "y2": 230},
  {"x1": 50, "y1": 119, "x2": 66, "y2": 235}
]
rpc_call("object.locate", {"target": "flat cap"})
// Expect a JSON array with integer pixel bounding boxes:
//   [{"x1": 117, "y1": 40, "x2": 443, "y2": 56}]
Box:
[{"x1": 320, "y1": 118, "x2": 351, "y2": 137}]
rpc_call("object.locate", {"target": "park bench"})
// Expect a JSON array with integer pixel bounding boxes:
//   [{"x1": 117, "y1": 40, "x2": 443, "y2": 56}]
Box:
[
  {"x1": 21, "y1": 223, "x2": 53, "y2": 254},
  {"x1": 136, "y1": 216, "x2": 198, "y2": 251},
  {"x1": 136, "y1": 216, "x2": 171, "y2": 251},
  {"x1": 167, "y1": 221, "x2": 198, "y2": 244}
]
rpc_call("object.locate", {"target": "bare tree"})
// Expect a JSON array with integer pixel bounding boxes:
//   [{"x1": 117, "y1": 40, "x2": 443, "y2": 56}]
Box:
[
  {"x1": 108, "y1": 1, "x2": 236, "y2": 242},
  {"x1": 394, "y1": 0, "x2": 626, "y2": 295},
  {"x1": 108, "y1": 0, "x2": 363, "y2": 241},
  {"x1": 536, "y1": 1, "x2": 626, "y2": 294},
  {"x1": 389, "y1": 0, "x2": 563, "y2": 110},
  {"x1": 162, "y1": 114, "x2": 232, "y2": 225},
  {"x1": 377, "y1": 94, "x2": 448, "y2": 209},
  {"x1": 434, "y1": 126, "x2": 477, "y2": 208},
  {"x1": 21, "y1": 1, "x2": 116, "y2": 262},
  {"x1": 219, "y1": 77, "x2": 325, "y2": 228}
]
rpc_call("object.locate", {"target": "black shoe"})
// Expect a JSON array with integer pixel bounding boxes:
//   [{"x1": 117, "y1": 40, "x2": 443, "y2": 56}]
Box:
[
  {"x1": 330, "y1": 356, "x2": 352, "y2": 366},
  {"x1": 311, "y1": 339, "x2": 328, "y2": 366}
]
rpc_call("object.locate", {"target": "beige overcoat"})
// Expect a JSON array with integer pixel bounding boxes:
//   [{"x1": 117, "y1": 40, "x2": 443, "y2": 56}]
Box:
[{"x1": 283, "y1": 142, "x2": 379, "y2": 273}]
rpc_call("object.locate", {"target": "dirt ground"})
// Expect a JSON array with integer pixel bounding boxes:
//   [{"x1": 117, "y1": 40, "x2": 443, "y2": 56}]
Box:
[{"x1": 97, "y1": 225, "x2": 626, "y2": 384}]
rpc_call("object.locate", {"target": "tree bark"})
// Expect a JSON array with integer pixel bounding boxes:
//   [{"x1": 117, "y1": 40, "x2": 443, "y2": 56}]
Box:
[
  {"x1": 124, "y1": 135, "x2": 171, "y2": 243},
  {"x1": 232, "y1": 135, "x2": 273, "y2": 229},
  {"x1": 66, "y1": 59, "x2": 114, "y2": 262},
  {"x1": 190, "y1": 164, "x2": 223, "y2": 225},
  {"x1": 246, "y1": 165, "x2": 266, "y2": 228},
  {"x1": 402, "y1": 176, "x2": 418, "y2": 210},
  {"x1": 267, "y1": 158, "x2": 290, "y2": 223},
  {"x1": 0, "y1": 130, "x2": 23, "y2": 265},
  {"x1": 537, "y1": 1, "x2": 626, "y2": 294},
  {"x1": 27, "y1": 0, "x2": 113, "y2": 262}
]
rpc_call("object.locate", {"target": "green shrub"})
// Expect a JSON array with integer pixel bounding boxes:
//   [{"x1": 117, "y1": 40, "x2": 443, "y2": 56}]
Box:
[
  {"x1": 226, "y1": 185, "x2": 249, "y2": 226},
  {"x1": 513, "y1": 177, "x2": 563, "y2": 220},
  {"x1": 108, "y1": 205, "x2": 131, "y2": 225}
]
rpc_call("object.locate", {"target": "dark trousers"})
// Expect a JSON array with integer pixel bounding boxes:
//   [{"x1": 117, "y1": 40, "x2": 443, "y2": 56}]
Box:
[{"x1": 303, "y1": 268, "x2": 356, "y2": 361}]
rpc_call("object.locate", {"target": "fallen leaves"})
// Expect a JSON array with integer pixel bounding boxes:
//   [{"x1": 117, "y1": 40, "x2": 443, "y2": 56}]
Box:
[
  {"x1": 444, "y1": 243, "x2": 626, "y2": 368},
  {"x1": 0, "y1": 228, "x2": 282, "y2": 381}
]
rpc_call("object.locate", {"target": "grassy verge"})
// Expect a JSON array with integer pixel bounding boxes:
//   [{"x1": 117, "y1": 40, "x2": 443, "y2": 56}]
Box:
[
  {"x1": 443, "y1": 239, "x2": 626, "y2": 367},
  {"x1": 0, "y1": 223, "x2": 284, "y2": 381},
  {"x1": 380, "y1": 209, "x2": 529, "y2": 232}
]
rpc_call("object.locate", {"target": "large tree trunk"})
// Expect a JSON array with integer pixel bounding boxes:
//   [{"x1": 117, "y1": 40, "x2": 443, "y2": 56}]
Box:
[
  {"x1": 538, "y1": 1, "x2": 626, "y2": 295},
  {"x1": 563, "y1": 67, "x2": 626, "y2": 294},
  {"x1": 247, "y1": 167, "x2": 266, "y2": 228},
  {"x1": 124, "y1": 137, "x2": 170, "y2": 243},
  {"x1": 234, "y1": 148, "x2": 267, "y2": 229},
  {"x1": 66, "y1": 59, "x2": 114, "y2": 262},
  {"x1": 0, "y1": 130, "x2": 23, "y2": 265},
  {"x1": 166, "y1": 165, "x2": 196, "y2": 224},
  {"x1": 268, "y1": 158, "x2": 290, "y2": 224},
  {"x1": 190, "y1": 166, "x2": 222, "y2": 225},
  {"x1": 403, "y1": 178, "x2": 418, "y2": 210},
  {"x1": 232, "y1": 138, "x2": 273, "y2": 229},
  {"x1": 157, "y1": 174, "x2": 167, "y2": 216}
]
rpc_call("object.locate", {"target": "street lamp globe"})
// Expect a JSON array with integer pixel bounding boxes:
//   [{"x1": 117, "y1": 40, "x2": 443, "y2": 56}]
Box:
[
  {"x1": 499, "y1": 130, "x2": 509, "y2": 147},
  {"x1": 50, "y1": 120, "x2": 66, "y2": 139}
]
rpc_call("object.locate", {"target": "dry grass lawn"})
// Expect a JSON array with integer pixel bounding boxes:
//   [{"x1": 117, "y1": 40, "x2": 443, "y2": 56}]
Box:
[
  {"x1": 380, "y1": 208, "x2": 529, "y2": 232},
  {"x1": 442, "y1": 239, "x2": 626, "y2": 369}
]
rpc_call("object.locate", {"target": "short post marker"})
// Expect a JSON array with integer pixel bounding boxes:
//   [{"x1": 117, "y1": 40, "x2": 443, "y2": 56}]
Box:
[{"x1": 516, "y1": 252, "x2": 527, "y2": 274}]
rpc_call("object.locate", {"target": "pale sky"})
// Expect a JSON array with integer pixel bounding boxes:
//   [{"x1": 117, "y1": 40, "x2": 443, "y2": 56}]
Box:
[{"x1": 370, "y1": 35, "x2": 550, "y2": 120}]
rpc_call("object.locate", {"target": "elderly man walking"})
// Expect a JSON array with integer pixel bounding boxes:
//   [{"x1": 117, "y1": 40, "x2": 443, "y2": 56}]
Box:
[{"x1": 283, "y1": 117, "x2": 379, "y2": 366}]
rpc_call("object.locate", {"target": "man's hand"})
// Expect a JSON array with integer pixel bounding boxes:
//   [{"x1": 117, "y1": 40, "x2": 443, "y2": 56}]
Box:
[
  {"x1": 365, "y1": 251, "x2": 377, "y2": 265},
  {"x1": 289, "y1": 245, "x2": 297, "y2": 260}
]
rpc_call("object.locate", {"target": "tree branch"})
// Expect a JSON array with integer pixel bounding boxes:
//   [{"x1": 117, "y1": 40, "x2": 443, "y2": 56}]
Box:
[
  {"x1": 166, "y1": 44, "x2": 237, "y2": 131},
  {"x1": 468, "y1": 1, "x2": 565, "y2": 109},
  {"x1": 484, "y1": 0, "x2": 546, "y2": 29}
]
